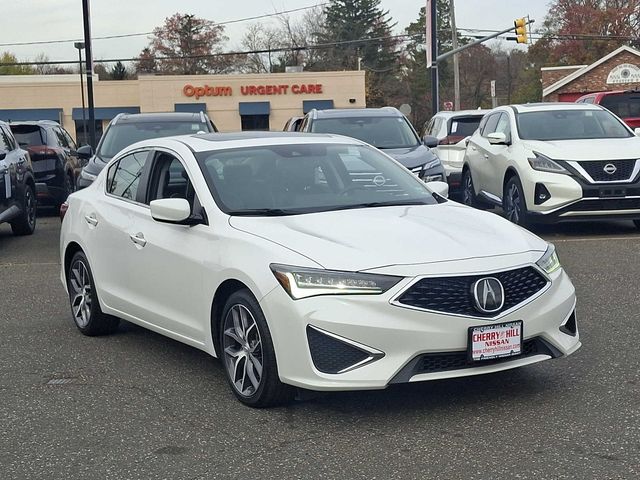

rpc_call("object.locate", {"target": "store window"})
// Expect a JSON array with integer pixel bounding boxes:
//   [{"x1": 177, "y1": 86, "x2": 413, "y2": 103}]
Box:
[
  {"x1": 239, "y1": 102, "x2": 270, "y2": 131},
  {"x1": 75, "y1": 120, "x2": 104, "y2": 146},
  {"x1": 241, "y1": 115, "x2": 270, "y2": 131}
]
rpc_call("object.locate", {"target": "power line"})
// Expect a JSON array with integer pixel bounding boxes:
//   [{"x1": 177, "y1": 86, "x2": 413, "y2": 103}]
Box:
[{"x1": 0, "y1": 3, "x2": 328, "y2": 48}]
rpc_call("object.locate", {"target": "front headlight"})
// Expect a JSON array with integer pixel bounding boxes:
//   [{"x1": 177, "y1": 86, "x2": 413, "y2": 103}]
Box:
[
  {"x1": 270, "y1": 264, "x2": 402, "y2": 300},
  {"x1": 528, "y1": 152, "x2": 568, "y2": 174},
  {"x1": 424, "y1": 158, "x2": 441, "y2": 170},
  {"x1": 536, "y1": 244, "x2": 561, "y2": 274}
]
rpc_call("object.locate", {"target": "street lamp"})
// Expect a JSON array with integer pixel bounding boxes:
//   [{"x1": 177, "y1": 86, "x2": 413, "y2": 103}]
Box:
[{"x1": 74, "y1": 41, "x2": 88, "y2": 146}]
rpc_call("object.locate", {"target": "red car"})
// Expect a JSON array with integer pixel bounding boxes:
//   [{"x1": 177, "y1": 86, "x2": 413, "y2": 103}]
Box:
[{"x1": 576, "y1": 90, "x2": 640, "y2": 129}]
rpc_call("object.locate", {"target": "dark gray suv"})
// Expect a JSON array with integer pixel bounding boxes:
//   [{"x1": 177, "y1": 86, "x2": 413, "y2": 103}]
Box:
[
  {"x1": 77, "y1": 112, "x2": 217, "y2": 189},
  {"x1": 299, "y1": 107, "x2": 445, "y2": 182}
]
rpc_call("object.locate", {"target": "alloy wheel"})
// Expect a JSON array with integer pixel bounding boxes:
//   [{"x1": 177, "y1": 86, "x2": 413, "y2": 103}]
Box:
[
  {"x1": 25, "y1": 188, "x2": 36, "y2": 229},
  {"x1": 505, "y1": 183, "x2": 521, "y2": 224},
  {"x1": 69, "y1": 259, "x2": 92, "y2": 328},
  {"x1": 462, "y1": 172, "x2": 473, "y2": 206},
  {"x1": 222, "y1": 304, "x2": 264, "y2": 397}
]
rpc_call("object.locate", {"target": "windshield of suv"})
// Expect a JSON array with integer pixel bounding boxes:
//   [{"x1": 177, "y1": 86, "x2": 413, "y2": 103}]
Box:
[
  {"x1": 11, "y1": 125, "x2": 45, "y2": 147},
  {"x1": 310, "y1": 116, "x2": 420, "y2": 149},
  {"x1": 517, "y1": 109, "x2": 632, "y2": 140},
  {"x1": 98, "y1": 121, "x2": 209, "y2": 159},
  {"x1": 599, "y1": 93, "x2": 640, "y2": 118},
  {"x1": 196, "y1": 143, "x2": 437, "y2": 216}
]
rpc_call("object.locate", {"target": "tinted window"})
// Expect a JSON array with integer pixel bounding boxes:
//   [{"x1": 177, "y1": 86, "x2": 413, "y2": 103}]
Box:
[
  {"x1": 517, "y1": 109, "x2": 632, "y2": 140},
  {"x1": 63, "y1": 129, "x2": 77, "y2": 150},
  {"x1": 53, "y1": 127, "x2": 69, "y2": 148},
  {"x1": 448, "y1": 116, "x2": 484, "y2": 137},
  {"x1": 196, "y1": 143, "x2": 437, "y2": 216},
  {"x1": 599, "y1": 93, "x2": 640, "y2": 118},
  {"x1": 10, "y1": 125, "x2": 45, "y2": 147},
  {"x1": 310, "y1": 116, "x2": 420, "y2": 149},
  {"x1": 482, "y1": 114, "x2": 501, "y2": 137},
  {"x1": 98, "y1": 121, "x2": 209, "y2": 159},
  {"x1": 107, "y1": 151, "x2": 149, "y2": 201}
]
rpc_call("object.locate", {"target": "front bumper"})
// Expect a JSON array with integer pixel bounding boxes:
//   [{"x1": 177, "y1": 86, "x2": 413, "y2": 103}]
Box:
[{"x1": 260, "y1": 266, "x2": 580, "y2": 391}]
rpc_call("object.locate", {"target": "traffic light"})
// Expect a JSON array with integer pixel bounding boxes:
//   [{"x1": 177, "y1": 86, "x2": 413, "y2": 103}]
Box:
[{"x1": 514, "y1": 18, "x2": 528, "y2": 44}]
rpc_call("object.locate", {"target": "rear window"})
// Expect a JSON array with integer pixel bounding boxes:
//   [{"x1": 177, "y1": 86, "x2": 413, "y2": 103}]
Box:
[
  {"x1": 10, "y1": 125, "x2": 45, "y2": 147},
  {"x1": 599, "y1": 93, "x2": 640, "y2": 118},
  {"x1": 448, "y1": 116, "x2": 483, "y2": 137}
]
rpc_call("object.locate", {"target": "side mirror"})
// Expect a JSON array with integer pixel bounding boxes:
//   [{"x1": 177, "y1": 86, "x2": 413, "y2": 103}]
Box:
[
  {"x1": 150, "y1": 198, "x2": 204, "y2": 226},
  {"x1": 427, "y1": 180, "x2": 449, "y2": 199},
  {"x1": 634, "y1": 127, "x2": 640, "y2": 136},
  {"x1": 487, "y1": 132, "x2": 508, "y2": 145},
  {"x1": 77, "y1": 144, "x2": 93, "y2": 160},
  {"x1": 422, "y1": 135, "x2": 439, "y2": 148}
]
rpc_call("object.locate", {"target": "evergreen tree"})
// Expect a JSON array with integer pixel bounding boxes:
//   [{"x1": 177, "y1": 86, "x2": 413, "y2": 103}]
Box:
[{"x1": 109, "y1": 61, "x2": 128, "y2": 80}]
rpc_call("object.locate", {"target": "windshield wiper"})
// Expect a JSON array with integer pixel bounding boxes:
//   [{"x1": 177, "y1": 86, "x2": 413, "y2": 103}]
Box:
[
  {"x1": 330, "y1": 200, "x2": 430, "y2": 211},
  {"x1": 230, "y1": 208, "x2": 299, "y2": 216}
]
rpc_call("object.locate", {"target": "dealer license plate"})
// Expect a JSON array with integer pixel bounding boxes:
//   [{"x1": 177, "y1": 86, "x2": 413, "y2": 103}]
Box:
[{"x1": 468, "y1": 321, "x2": 523, "y2": 361}]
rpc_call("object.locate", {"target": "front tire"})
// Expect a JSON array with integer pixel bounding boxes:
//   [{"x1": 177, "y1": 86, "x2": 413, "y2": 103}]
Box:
[
  {"x1": 67, "y1": 251, "x2": 119, "y2": 336},
  {"x1": 503, "y1": 176, "x2": 530, "y2": 228},
  {"x1": 10, "y1": 184, "x2": 36, "y2": 236},
  {"x1": 461, "y1": 168, "x2": 478, "y2": 208},
  {"x1": 220, "y1": 289, "x2": 294, "y2": 407}
]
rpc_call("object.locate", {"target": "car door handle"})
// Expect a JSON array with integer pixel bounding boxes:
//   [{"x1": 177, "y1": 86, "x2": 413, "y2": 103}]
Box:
[
  {"x1": 84, "y1": 214, "x2": 98, "y2": 226},
  {"x1": 129, "y1": 232, "x2": 147, "y2": 247},
  {"x1": 470, "y1": 146, "x2": 477, "y2": 151},
  {"x1": 483, "y1": 154, "x2": 489, "y2": 159}
]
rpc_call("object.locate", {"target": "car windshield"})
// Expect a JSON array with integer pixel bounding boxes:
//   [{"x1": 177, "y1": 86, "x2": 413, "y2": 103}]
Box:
[
  {"x1": 11, "y1": 125, "x2": 45, "y2": 147},
  {"x1": 310, "y1": 116, "x2": 420, "y2": 149},
  {"x1": 599, "y1": 92, "x2": 640, "y2": 118},
  {"x1": 98, "y1": 121, "x2": 208, "y2": 158},
  {"x1": 516, "y1": 109, "x2": 632, "y2": 140},
  {"x1": 196, "y1": 143, "x2": 438, "y2": 216}
]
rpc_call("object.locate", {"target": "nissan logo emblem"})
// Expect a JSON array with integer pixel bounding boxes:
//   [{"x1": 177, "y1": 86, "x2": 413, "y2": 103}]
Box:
[
  {"x1": 472, "y1": 277, "x2": 505, "y2": 313},
  {"x1": 603, "y1": 163, "x2": 617, "y2": 175}
]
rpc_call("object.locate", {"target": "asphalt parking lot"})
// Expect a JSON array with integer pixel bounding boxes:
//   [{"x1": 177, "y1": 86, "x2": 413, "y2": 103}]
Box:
[{"x1": 1, "y1": 210, "x2": 639, "y2": 480}]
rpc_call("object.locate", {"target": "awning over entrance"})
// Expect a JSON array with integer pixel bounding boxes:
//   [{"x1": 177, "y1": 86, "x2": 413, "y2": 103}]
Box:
[
  {"x1": 239, "y1": 102, "x2": 270, "y2": 115},
  {"x1": 303, "y1": 100, "x2": 334, "y2": 113},
  {"x1": 0, "y1": 108, "x2": 62, "y2": 122},
  {"x1": 174, "y1": 103, "x2": 207, "y2": 113},
  {"x1": 72, "y1": 106, "x2": 140, "y2": 121}
]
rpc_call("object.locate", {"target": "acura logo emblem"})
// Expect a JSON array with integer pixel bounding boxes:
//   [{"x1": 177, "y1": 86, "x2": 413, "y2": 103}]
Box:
[
  {"x1": 472, "y1": 277, "x2": 505, "y2": 313},
  {"x1": 603, "y1": 163, "x2": 617, "y2": 175}
]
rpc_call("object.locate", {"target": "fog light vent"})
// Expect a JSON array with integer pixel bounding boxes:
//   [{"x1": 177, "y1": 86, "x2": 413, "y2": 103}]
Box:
[
  {"x1": 306, "y1": 325, "x2": 383, "y2": 374},
  {"x1": 534, "y1": 183, "x2": 551, "y2": 205},
  {"x1": 560, "y1": 310, "x2": 578, "y2": 337}
]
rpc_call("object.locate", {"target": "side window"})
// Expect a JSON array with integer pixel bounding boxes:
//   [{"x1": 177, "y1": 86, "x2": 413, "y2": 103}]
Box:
[
  {"x1": 495, "y1": 113, "x2": 511, "y2": 136},
  {"x1": 583, "y1": 96, "x2": 595, "y2": 104},
  {"x1": 62, "y1": 129, "x2": 77, "y2": 150},
  {"x1": 148, "y1": 153, "x2": 198, "y2": 213},
  {"x1": 0, "y1": 127, "x2": 10, "y2": 151},
  {"x1": 1, "y1": 126, "x2": 17, "y2": 150},
  {"x1": 482, "y1": 114, "x2": 501, "y2": 137},
  {"x1": 299, "y1": 115, "x2": 310, "y2": 132},
  {"x1": 423, "y1": 118, "x2": 434, "y2": 137},
  {"x1": 54, "y1": 127, "x2": 70, "y2": 148},
  {"x1": 107, "y1": 151, "x2": 150, "y2": 201}
]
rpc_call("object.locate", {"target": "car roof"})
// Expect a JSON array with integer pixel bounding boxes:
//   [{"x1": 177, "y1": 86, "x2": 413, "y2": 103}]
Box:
[
  {"x1": 432, "y1": 109, "x2": 491, "y2": 119},
  {"x1": 9, "y1": 120, "x2": 60, "y2": 127},
  {"x1": 510, "y1": 102, "x2": 602, "y2": 113},
  {"x1": 114, "y1": 112, "x2": 207, "y2": 124},
  {"x1": 127, "y1": 132, "x2": 368, "y2": 154},
  {"x1": 311, "y1": 107, "x2": 403, "y2": 118}
]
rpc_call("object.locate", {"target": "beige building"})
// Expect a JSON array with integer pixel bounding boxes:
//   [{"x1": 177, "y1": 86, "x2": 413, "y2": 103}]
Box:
[{"x1": 0, "y1": 70, "x2": 366, "y2": 143}]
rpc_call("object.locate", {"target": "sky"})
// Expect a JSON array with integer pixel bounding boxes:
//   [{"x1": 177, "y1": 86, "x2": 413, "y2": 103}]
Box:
[{"x1": 2, "y1": 1, "x2": 551, "y2": 65}]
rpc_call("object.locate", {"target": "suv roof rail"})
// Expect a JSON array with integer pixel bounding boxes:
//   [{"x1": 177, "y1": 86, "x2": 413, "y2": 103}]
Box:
[{"x1": 111, "y1": 113, "x2": 125, "y2": 126}]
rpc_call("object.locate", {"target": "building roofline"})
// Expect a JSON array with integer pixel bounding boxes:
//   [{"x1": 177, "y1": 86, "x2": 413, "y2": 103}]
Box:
[
  {"x1": 540, "y1": 65, "x2": 587, "y2": 71},
  {"x1": 543, "y1": 45, "x2": 640, "y2": 98}
]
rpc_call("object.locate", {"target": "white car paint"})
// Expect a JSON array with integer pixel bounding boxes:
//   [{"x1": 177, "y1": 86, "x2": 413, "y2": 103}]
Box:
[
  {"x1": 463, "y1": 103, "x2": 640, "y2": 223},
  {"x1": 60, "y1": 133, "x2": 580, "y2": 394}
]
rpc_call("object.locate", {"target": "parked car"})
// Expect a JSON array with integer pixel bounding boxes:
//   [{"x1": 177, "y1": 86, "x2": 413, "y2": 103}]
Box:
[
  {"x1": 576, "y1": 90, "x2": 640, "y2": 129},
  {"x1": 299, "y1": 107, "x2": 445, "y2": 182},
  {"x1": 283, "y1": 116, "x2": 303, "y2": 132},
  {"x1": 0, "y1": 121, "x2": 36, "y2": 235},
  {"x1": 60, "y1": 131, "x2": 580, "y2": 407},
  {"x1": 77, "y1": 112, "x2": 217, "y2": 189},
  {"x1": 422, "y1": 110, "x2": 490, "y2": 190},
  {"x1": 10, "y1": 121, "x2": 84, "y2": 207},
  {"x1": 462, "y1": 103, "x2": 640, "y2": 229}
]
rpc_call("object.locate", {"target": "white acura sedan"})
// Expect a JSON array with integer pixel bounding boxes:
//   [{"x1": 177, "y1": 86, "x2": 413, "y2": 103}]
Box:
[{"x1": 60, "y1": 132, "x2": 581, "y2": 407}]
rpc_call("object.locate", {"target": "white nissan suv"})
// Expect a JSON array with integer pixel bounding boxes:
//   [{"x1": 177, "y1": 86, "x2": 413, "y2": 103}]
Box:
[{"x1": 462, "y1": 103, "x2": 640, "y2": 228}]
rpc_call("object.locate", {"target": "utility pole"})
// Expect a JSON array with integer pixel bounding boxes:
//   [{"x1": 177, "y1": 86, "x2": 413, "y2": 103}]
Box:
[
  {"x1": 449, "y1": 0, "x2": 460, "y2": 111},
  {"x1": 429, "y1": 0, "x2": 439, "y2": 115},
  {"x1": 81, "y1": 0, "x2": 97, "y2": 150}
]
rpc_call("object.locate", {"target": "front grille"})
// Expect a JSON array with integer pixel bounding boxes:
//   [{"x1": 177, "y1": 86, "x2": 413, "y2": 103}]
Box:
[
  {"x1": 396, "y1": 267, "x2": 548, "y2": 318},
  {"x1": 307, "y1": 326, "x2": 372, "y2": 374},
  {"x1": 565, "y1": 197, "x2": 640, "y2": 212},
  {"x1": 412, "y1": 337, "x2": 556, "y2": 375},
  {"x1": 578, "y1": 159, "x2": 637, "y2": 182}
]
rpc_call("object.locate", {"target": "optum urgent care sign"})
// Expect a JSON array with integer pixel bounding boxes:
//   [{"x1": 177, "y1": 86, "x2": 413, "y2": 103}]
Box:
[{"x1": 182, "y1": 83, "x2": 324, "y2": 100}]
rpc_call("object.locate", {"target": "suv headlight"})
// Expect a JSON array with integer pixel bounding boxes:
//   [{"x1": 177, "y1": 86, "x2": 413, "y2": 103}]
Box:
[
  {"x1": 528, "y1": 152, "x2": 568, "y2": 174},
  {"x1": 536, "y1": 244, "x2": 561, "y2": 274},
  {"x1": 270, "y1": 264, "x2": 402, "y2": 300},
  {"x1": 79, "y1": 168, "x2": 97, "y2": 181},
  {"x1": 424, "y1": 158, "x2": 441, "y2": 170}
]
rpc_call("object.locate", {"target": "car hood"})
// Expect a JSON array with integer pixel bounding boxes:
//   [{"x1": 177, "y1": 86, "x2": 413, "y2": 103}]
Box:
[
  {"x1": 229, "y1": 202, "x2": 547, "y2": 272},
  {"x1": 521, "y1": 137, "x2": 640, "y2": 160},
  {"x1": 379, "y1": 145, "x2": 438, "y2": 169}
]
